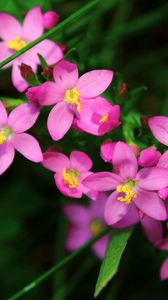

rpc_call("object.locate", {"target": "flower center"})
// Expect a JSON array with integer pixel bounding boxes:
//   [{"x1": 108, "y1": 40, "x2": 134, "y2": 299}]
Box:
[
  {"x1": 0, "y1": 127, "x2": 12, "y2": 145},
  {"x1": 89, "y1": 219, "x2": 103, "y2": 235},
  {"x1": 116, "y1": 180, "x2": 137, "y2": 205},
  {"x1": 62, "y1": 168, "x2": 79, "y2": 188},
  {"x1": 99, "y1": 115, "x2": 108, "y2": 123},
  {"x1": 7, "y1": 36, "x2": 27, "y2": 51},
  {"x1": 64, "y1": 87, "x2": 81, "y2": 112}
]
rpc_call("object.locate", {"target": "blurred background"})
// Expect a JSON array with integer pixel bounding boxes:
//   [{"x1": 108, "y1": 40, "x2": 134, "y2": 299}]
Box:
[{"x1": 0, "y1": 0, "x2": 168, "y2": 299}]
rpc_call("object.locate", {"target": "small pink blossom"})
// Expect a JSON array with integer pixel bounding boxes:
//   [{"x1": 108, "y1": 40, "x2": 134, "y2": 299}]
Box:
[
  {"x1": 63, "y1": 193, "x2": 109, "y2": 259},
  {"x1": 138, "y1": 146, "x2": 161, "y2": 167},
  {"x1": 83, "y1": 141, "x2": 168, "y2": 225},
  {"x1": 0, "y1": 6, "x2": 63, "y2": 92},
  {"x1": 27, "y1": 60, "x2": 113, "y2": 141},
  {"x1": 100, "y1": 140, "x2": 116, "y2": 163},
  {"x1": 0, "y1": 101, "x2": 42, "y2": 174},
  {"x1": 148, "y1": 116, "x2": 168, "y2": 146},
  {"x1": 42, "y1": 150, "x2": 98, "y2": 200},
  {"x1": 42, "y1": 11, "x2": 60, "y2": 29},
  {"x1": 75, "y1": 96, "x2": 120, "y2": 136}
]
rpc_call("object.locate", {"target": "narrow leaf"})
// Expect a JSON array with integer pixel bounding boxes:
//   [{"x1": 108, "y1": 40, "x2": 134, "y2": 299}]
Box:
[{"x1": 94, "y1": 228, "x2": 132, "y2": 298}]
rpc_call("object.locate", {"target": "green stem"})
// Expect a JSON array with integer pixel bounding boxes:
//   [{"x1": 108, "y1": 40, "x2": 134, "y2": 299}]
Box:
[
  {"x1": 0, "y1": 0, "x2": 99, "y2": 69},
  {"x1": 7, "y1": 227, "x2": 110, "y2": 300}
]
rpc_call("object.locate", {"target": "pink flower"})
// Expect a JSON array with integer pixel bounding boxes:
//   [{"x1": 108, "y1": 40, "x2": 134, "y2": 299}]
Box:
[
  {"x1": 63, "y1": 193, "x2": 109, "y2": 259},
  {"x1": 100, "y1": 140, "x2": 116, "y2": 163},
  {"x1": 83, "y1": 141, "x2": 168, "y2": 225},
  {"x1": 138, "y1": 146, "x2": 161, "y2": 167},
  {"x1": 27, "y1": 60, "x2": 113, "y2": 141},
  {"x1": 0, "y1": 101, "x2": 42, "y2": 174},
  {"x1": 148, "y1": 116, "x2": 168, "y2": 146},
  {"x1": 42, "y1": 150, "x2": 98, "y2": 200},
  {"x1": 74, "y1": 96, "x2": 120, "y2": 136},
  {"x1": 160, "y1": 259, "x2": 168, "y2": 280},
  {"x1": 0, "y1": 6, "x2": 63, "y2": 92},
  {"x1": 42, "y1": 11, "x2": 60, "y2": 29}
]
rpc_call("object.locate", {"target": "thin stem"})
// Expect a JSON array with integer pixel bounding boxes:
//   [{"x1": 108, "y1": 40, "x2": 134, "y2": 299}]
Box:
[
  {"x1": 0, "y1": 0, "x2": 100, "y2": 69},
  {"x1": 7, "y1": 227, "x2": 110, "y2": 300}
]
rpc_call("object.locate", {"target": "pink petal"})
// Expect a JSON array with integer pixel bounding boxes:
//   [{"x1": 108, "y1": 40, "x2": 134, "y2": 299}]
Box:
[
  {"x1": 0, "y1": 42, "x2": 13, "y2": 67},
  {"x1": 157, "y1": 150, "x2": 168, "y2": 168},
  {"x1": 93, "y1": 235, "x2": 109, "y2": 259},
  {"x1": 159, "y1": 187, "x2": 168, "y2": 200},
  {"x1": 136, "y1": 167, "x2": 168, "y2": 190},
  {"x1": 89, "y1": 192, "x2": 107, "y2": 219},
  {"x1": 0, "y1": 143, "x2": 15, "y2": 175},
  {"x1": 0, "y1": 101, "x2": 8, "y2": 127},
  {"x1": 100, "y1": 140, "x2": 116, "y2": 163},
  {"x1": 77, "y1": 70, "x2": 113, "y2": 98},
  {"x1": 54, "y1": 173, "x2": 82, "y2": 198},
  {"x1": 148, "y1": 116, "x2": 168, "y2": 146},
  {"x1": 47, "y1": 102, "x2": 74, "y2": 141},
  {"x1": 160, "y1": 259, "x2": 168, "y2": 280},
  {"x1": 112, "y1": 141, "x2": 138, "y2": 180},
  {"x1": 113, "y1": 204, "x2": 139, "y2": 228},
  {"x1": 141, "y1": 215, "x2": 163, "y2": 244},
  {"x1": 70, "y1": 151, "x2": 92, "y2": 172},
  {"x1": 33, "y1": 39, "x2": 63, "y2": 65},
  {"x1": 138, "y1": 147, "x2": 161, "y2": 167},
  {"x1": 134, "y1": 189, "x2": 167, "y2": 220},
  {"x1": 43, "y1": 11, "x2": 60, "y2": 29},
  {"x1": 22, "y1": 6, "x2": 43, "y2": 41},
  {"x1": 26, "y1": 82, "x2": 64, "y2": 106},
  {"x1": 0, "y1": 13, "x2": 21, "y2": 40},
  {"x1": 42, "y1": 151, "x2": 70, "y2": 172},
  {"x1": 66, "y1": 226, "x2": 91, "y2": 251},
  {"x1": 13, "y1": 133, "x2": 43, "y2": 162},
  {"x1": 63, "y1": 204, "x2": 89, "y2": 224},
  {"x1": 8, "y1": 103, "x2": 40, "y2": 133},
  {"x1": 104, "y1": 191, "x2": 131, "y2": 225},
  {"x1": 82, "y1": 172, "x2": 122, "y2": 191},
  {"x1": 11, "y1": 62, "x2": 29, "y2": 92},
  {"x1": 78, "y1": 171, "x2": 98, "y2": 200},
  {"x1": 53, "y1": 60, "x2": 79, "y2": 90}
]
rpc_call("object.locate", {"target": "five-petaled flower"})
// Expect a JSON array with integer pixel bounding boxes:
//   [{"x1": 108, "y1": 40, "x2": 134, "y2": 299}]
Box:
[
  {"x1": 83, "y1": 141, "x2": 168, "y2": 225},
  {"x1": 42, "y1": 149, "x2": 98, "y2": 199},
  {"x1": 26, "y1": 60, "x2": 113, "y2": 141},
  {"x1": 0, "y1": 101, "x2": 42, "y2": 175},
  {"x1": 63, "y1": 193, "x2": 109, "y2": 259},
  {"x1": 0, "y1": 6, "x2": 63, "y2": 91}
]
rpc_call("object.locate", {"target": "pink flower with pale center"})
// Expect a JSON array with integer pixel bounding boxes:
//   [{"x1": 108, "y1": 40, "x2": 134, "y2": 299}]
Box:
[
  {"x1": 63, "y1": 193, "x2": 109, "y2": 259},
  {"x1": 0, "y1": 101, "x2": 43, "y2": 175},
  {"x1": 0, "y1": 6, "x2": 63, "y2": 92},
  {"x1": 42, "y1": 150, "x2": 98, "y2": 200},
  {"x1": 83, "y1": 141, "x2": 168, "y2": 225},
  {"x1": 26, "y1": 60, "x2": 113, "y2": 141},
  {"x1": 74, "y1": 96, "x2": 120, "y2": 136},
  {"x1": 148, "y1": 116, "x2": 168, "y2": 146}
]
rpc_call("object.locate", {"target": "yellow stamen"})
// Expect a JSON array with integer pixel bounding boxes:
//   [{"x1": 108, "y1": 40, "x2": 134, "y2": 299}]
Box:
[
  {"x1": 7, "y1": 36, "x2": 27, "y2": 51},
  {"x1": 65, "y1": 87, "x2": 81, "y2": 111},
  {"x1": 0, "y1": 131, "x2": 6, "y2": 144},
  {"x1": 100, "y1": 115, "x2": 108, "y2": 123},
  {"x1": 116, "y1": 184, "x2": 137, "y2": 205},
  {"x1": 89, "y1": 219, "x2": 103, "y2": 235},
  {"x1": 62, "y1": 168, "x2": 79, "y2": 188}
]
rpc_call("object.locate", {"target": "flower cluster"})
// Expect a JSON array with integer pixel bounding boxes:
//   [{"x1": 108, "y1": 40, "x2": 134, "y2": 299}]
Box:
[{"x1": 1, "y1": 6, "x2": 168, "y2": 280}]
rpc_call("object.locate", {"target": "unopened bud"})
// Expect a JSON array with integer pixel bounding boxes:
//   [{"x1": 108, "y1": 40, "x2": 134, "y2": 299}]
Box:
[
  {"x1": 20, "y1": 63, "x2": 34, "y2": 79},
  {"x1": 43, "y1": 66, "x2": 54, "y2": 81},
  {"x1": 116, "y1": 83, "x2": 127, "y2": 98},
  {"x1": 43, "y1": 11, "x2": 60, "y2": 29}
]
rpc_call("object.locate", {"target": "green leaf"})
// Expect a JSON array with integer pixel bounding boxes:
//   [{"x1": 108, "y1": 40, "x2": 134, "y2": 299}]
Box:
[{"x1": 94, "y1": 228, "x2": 132, "y2": 298}]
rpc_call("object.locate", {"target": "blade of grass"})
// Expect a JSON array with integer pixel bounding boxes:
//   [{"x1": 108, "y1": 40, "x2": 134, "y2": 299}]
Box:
[
  {"x1": 0, "y1": 0, "x2": 100, "y2": 69},
  {"x1": 7, "y1": 227, "x2": 110, "y2": 300}
]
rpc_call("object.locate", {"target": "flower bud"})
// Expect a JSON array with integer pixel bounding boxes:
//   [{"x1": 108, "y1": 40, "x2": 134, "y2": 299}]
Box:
[{"x1": 43, "y1": 11, "x2": 60, "y2": 29}]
